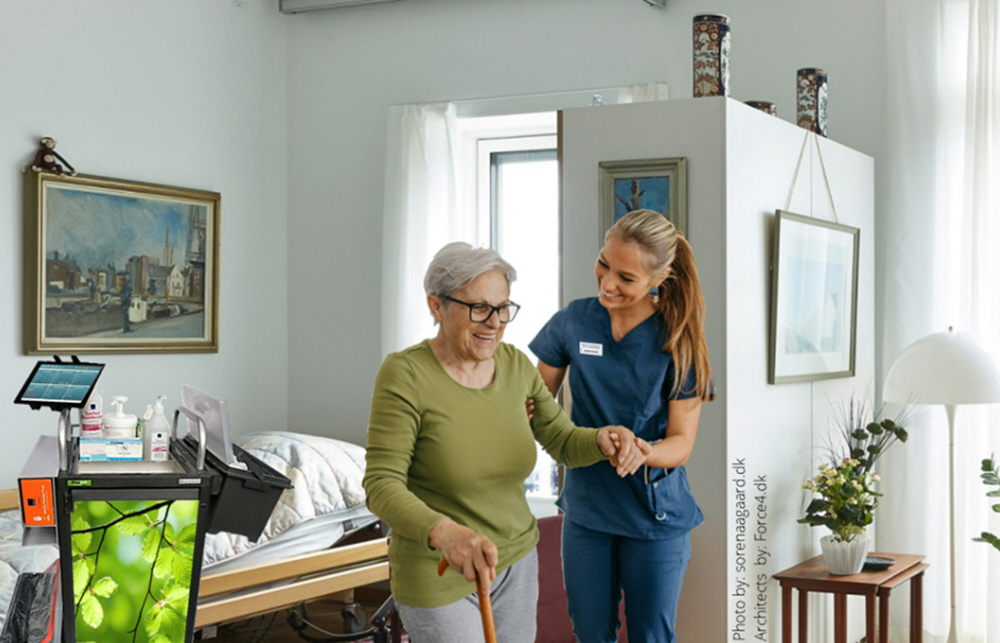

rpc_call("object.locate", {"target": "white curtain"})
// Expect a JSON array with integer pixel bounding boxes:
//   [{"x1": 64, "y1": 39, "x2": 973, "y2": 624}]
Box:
[
  {"x1": 882, "y1": 1, "x2": 1000, "y2": 641},
  {"x1": 381, "y1": 103, "x2": 470, "y2": 356}
]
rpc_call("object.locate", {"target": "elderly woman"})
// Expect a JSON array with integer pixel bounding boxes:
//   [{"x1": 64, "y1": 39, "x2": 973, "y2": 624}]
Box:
[{"x1": 363, "y1": 242, "x2": 649, "y2": 643}]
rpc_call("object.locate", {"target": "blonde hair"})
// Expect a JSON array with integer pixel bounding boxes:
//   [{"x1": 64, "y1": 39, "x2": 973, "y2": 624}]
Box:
[{"x1": 605, "y1": 210, "x2": 714, "y2": 401}]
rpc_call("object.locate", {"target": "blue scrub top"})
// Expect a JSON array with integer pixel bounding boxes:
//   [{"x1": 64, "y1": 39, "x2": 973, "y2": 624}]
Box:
[{"x1": 529, "y1": 297, "x2": 704, "y2": 540}]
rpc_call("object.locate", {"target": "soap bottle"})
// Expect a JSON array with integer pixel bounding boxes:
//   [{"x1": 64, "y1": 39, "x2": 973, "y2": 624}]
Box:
[
  {"x1": 81, "y1": 391, "x2": 103, "y2": 438},
  {"x1": 146, "y1": 396, "x2": 171, "y2": 462},
  {"x1": 103, "y1": 396, "x2": 137, "y2": 439}
]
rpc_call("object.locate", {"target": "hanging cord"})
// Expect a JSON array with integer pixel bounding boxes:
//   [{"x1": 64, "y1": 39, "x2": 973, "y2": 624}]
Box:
[
  {"x1": 784, "y1": 131, "x2": 810, "y2": 212},
  {"x1": 813, "y1": 134, "x2": 839, "y2": 223},
  {"x1": 784, "y1": 131, "x2": 839, "y2": 223}
]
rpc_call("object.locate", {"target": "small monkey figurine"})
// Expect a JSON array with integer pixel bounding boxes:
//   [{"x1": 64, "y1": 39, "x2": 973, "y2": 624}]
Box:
[{"x1": 30, "y1": 137, "x2": 77, "y2": 175}]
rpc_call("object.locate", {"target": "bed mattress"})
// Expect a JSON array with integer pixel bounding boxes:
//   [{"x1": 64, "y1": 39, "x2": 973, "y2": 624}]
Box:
[{"x1": 201, "y1": 505, "x2": 379, "y2": 574}]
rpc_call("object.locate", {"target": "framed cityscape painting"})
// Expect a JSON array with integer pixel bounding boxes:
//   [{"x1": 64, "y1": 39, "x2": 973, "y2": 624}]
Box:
[
  {"x1": 24, "y1": 171, "x2": 220, "y2": 354},
  {"x1": 598, "y1": 157, "x2": 687, "y2": 244},
  {"x1": 768, "y1": 210, "x2": 859, "y2": 384}
]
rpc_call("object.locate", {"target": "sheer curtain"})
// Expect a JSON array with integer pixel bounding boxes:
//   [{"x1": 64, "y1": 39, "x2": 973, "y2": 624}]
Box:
[
  {"x1": 381, "y1": 103, "x2": 470, "y2": 356},
  {"x1": 882, "y1": 0, "x2": 1000, "y2": 641}
]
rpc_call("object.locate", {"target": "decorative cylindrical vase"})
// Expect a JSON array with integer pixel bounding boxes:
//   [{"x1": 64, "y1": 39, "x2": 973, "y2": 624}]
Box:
[
  {"x1": 820, "y1": 534, "x2": 869, "y2": 575},
  {"x1": 693, "y1": 14, "x2": 731, "y2": 97},
  {"x1": 796, "y1": 68, "x2": 828, "y2": 136},
  {"x1": 744, "y1": 100, "x2": 777, "y2": 116}
]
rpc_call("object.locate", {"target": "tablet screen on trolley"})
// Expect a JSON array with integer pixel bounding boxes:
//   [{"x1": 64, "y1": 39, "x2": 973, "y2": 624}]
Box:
[{"x1": 14, "y1": 360, "x2": 105, "y2": 409}]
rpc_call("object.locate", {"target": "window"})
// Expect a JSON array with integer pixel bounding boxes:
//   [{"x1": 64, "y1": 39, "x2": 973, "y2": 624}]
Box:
[{"x1": 458, "y1": 114, "x2": 562, "y2": 508}]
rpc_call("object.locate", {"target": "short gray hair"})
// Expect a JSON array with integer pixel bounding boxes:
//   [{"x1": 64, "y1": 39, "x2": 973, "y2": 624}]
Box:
[{"x1": 423, "y1": 242, "x2": 517, "y2": 299}]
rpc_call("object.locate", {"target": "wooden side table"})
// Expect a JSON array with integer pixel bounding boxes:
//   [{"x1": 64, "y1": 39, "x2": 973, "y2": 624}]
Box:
[{"x1": 773, "y1": 552, "x2": 927, "y2": 643}]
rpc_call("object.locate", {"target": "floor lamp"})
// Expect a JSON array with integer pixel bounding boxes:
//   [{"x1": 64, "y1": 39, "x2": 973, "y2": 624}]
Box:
[{"x1": 883, "y1": 328, "x2": 1000, "y2": 643}]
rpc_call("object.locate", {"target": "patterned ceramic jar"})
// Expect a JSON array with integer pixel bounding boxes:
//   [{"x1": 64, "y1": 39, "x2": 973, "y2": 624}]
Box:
[
  {"x1": 693, "y1": 14, "x2": 731, "y2": 97},
  {"x1": 744, "y1": 100, "x2": 777, "y2": 116},
  {"x1": 796, "y1": 68, "x2": 828, "y2": 136}
]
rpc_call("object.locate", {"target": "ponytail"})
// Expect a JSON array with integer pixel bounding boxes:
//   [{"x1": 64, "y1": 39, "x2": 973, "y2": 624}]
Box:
[
  {"x1": 606, "y1": 210, "x2": 714, "y2": 401},
  {"x1": 656, "y1": 234, "x2": 714, "y2": 401}
]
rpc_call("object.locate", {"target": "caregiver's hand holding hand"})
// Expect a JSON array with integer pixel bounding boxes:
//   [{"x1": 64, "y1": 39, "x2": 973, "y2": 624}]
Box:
[{"x1": 597, "y1": 426, "x2": 651, "y2": 476}]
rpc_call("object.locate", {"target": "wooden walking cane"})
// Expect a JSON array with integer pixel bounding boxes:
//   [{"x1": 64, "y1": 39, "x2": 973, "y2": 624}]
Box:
[{"x1": 438, "y1": 558, "x2": 498, "y2": 643}]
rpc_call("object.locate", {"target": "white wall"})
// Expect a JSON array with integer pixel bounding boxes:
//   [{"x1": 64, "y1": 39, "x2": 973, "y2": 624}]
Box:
[
  {"x1": 286, "y1": 0, "x2": 887, "y2": 446},
  {"x1": 0, "y1": 0, "x2": 289, "y2": 488},
  {"x1": 725, "y1": 103, "x2": 876, "y2": 642},
  {"x1": 561, "y1": 97, "x2": 729, "y2": 641}
]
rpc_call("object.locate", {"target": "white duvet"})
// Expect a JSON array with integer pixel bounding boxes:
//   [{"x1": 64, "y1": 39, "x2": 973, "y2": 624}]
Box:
[
  {"x1": 201, "y1": 431, "x2": 368, "y2": 566},
  {"x1": 0, "y1": 432, "x2": 368, "y2": 626}
]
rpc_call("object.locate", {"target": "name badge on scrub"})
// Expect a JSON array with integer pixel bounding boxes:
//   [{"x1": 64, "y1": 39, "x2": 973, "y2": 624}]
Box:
[{"x1": 579, "y1": 342, "x2": 603, "y2": 356}]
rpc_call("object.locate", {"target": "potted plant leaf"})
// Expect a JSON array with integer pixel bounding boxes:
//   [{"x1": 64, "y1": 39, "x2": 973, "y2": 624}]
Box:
[
  {"x1": 973, "y1": 455, "x2": 1000, "y2": 553},
  {"x1": 799, "y1": 394, "x2": 910, "y2": 574}
]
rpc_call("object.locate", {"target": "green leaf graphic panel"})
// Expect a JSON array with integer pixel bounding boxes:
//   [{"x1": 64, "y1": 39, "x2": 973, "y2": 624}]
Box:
[{"x1": 70, "y1": 499, "x2": 198, "y2": 643}]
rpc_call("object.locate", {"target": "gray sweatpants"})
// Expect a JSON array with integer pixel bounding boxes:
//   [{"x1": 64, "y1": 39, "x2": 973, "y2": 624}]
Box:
[{"x1": 396, "y1": 548, "x2": 538, "y2": 643}]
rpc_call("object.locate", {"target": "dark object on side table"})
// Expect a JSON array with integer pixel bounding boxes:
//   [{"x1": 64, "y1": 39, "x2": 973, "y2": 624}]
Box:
[{"x1": 864, "y1": 555, "x2": 896, "y2": 572}]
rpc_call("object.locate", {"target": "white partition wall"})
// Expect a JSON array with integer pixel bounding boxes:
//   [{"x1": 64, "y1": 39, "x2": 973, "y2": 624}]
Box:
[{"x1": 560, "y1": 97, "x2": 874, "y2": 642}]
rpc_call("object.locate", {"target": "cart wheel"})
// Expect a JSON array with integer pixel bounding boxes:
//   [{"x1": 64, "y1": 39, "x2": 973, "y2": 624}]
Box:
[{"x1": 342, "y1": 602, "x2": 367, "y2": 634}]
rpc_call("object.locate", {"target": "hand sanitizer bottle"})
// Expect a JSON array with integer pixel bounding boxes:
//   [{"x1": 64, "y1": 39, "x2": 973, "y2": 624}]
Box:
[{"x1": 147, "y1": 396, "x2": 171, "y2": 462}]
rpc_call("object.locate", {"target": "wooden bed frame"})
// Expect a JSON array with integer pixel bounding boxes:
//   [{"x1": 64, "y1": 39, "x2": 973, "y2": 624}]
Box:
[
  {"x1": 196, "y1": 537, "x2": 389, "y2": 628},
  {"x1": 0, "y1": 489, "x2": 391, "y2": 632}
]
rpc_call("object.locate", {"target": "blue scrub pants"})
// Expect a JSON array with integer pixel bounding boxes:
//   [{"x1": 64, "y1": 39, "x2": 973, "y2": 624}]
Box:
[{"x1": 561, "y1": 519, "x2": 691, "y2": 643}]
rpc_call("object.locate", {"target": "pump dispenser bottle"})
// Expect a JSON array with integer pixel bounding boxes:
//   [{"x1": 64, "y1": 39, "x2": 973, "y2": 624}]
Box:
[
  {"x1": 146, "y1": 396, "x2": 171, "y2": 462},
  {"x1": 103, "y1": 396, "x2": 137, "y2": 439}
]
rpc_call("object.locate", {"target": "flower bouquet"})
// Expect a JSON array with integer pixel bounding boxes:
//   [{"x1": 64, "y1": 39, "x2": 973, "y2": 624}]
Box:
[
  {"x1": 799, "y1": 395, "x2": 909, "y2": 574},
  {"x1": 800, "y1": 458, "x2": 881, "y2": 544}
]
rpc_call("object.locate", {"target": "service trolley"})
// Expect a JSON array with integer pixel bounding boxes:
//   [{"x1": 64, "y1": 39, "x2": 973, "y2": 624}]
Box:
[{"x1": 15, "y1": 359, "x2": 290, "y2": 643}]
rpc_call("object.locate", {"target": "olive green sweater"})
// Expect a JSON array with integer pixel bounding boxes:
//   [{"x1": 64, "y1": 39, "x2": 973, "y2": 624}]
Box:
[{"x1": 363, "y1": 341, "x2": 605, "y2": 607}]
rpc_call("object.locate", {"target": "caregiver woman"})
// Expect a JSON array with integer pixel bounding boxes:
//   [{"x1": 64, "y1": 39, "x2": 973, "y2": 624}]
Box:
[
  {"x1": 363, "y1": 242, "x2": 648, "y2": 643},
  {"x1": 530, "y1": 209, "x2": 715, "y2": 643}
]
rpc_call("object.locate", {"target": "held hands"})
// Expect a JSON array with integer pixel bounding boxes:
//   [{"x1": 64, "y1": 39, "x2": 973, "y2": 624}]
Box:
[
  {"x1": 597, "y1": 426, "x2": 652, "y2": 477},
  {"x1": 429, "y1": 518, "x2": 498, "y2": 593},
  {"x1": 524, "y1": 399, "x2": 650, "y2": 476}
]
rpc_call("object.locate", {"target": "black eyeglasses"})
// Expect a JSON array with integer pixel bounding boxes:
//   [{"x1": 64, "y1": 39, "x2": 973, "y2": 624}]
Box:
[{"x1": 443, "y1": 296, "x2": 521, "y2": 324}]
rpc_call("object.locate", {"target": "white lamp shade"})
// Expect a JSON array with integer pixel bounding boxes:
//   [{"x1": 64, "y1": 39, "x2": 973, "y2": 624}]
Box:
[{"x1": 883, "y1": 331, "x2": 1000, "y2": 405}]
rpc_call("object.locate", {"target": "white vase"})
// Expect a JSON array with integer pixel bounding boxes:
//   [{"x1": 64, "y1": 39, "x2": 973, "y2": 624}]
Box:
[{"x1": 820, "y1": 534, "x2": 870, "y2": 575}]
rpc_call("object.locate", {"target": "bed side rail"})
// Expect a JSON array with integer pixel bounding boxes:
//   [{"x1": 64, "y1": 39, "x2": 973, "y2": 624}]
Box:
[
  {"x1": 195, "y1": 557, "x2": 389, "y2": 628},
  {"x1": 198, "y1": 538, "x2": 388, "y2": 598}
]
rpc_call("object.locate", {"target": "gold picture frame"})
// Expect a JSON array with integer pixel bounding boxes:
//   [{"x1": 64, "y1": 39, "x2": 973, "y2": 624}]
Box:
[{"x1": 24, "y1": 171, "x2": 220, "y2": 354}]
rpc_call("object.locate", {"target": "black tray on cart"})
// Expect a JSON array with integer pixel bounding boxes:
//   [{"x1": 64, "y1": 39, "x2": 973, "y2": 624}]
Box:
[{"x1": 174, "y1": 435, "x2": 292, "y2": 541}]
